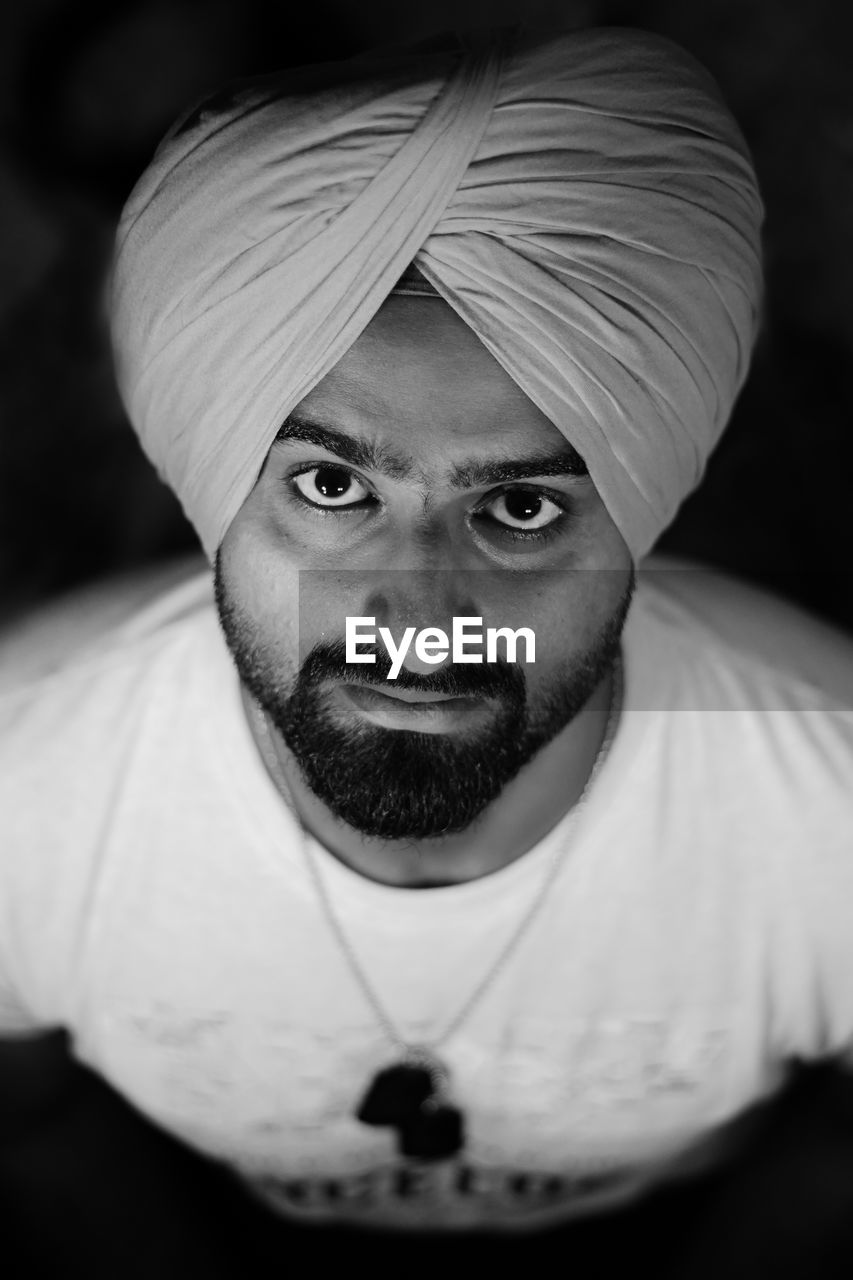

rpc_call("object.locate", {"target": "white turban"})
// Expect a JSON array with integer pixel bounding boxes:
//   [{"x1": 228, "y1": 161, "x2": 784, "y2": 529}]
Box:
[{"x1": 110, "y1": 26, "x2": 763, "y2": 561}]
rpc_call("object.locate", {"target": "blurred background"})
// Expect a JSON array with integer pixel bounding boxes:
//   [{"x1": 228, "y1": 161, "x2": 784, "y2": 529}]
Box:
[{"x1": 0, "y1": 0, "x2": 851, "y2": 632}]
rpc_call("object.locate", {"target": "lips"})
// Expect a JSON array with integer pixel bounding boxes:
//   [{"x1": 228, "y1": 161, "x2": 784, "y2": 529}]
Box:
[
  {"x1": 349, "y1": 684, "x2": 467, "y2": 706},
  {"x1": 337, "y1": 682, "x2": 488, "y2": 731}
]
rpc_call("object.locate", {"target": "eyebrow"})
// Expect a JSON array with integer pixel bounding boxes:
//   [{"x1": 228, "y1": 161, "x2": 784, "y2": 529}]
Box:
[
  {"x1": 450, "y1": 452, "x2": 588, "y2": 487},
  {"x1": 274, "y1": 414, "x2": 588, "y2": 487},
  {"x1": 275, "y1": 416, "x2": 412, "y2": 479}
]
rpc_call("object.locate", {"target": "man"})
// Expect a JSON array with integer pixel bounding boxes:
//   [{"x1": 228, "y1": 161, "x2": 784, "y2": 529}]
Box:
[{"x1": 2, "y1": 23, "x2": 853, "y2": 1268}]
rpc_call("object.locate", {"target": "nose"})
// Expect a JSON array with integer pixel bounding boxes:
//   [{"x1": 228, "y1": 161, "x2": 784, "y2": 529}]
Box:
[{"x1": 363, "y1": 571, "x2": 479, "y2": 677}]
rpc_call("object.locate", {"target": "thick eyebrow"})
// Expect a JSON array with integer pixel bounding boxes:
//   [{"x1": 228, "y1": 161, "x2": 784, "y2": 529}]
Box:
[
  {"x1": 449, "y1": 450, "x2": 588, "y2": 487},
  {"x1": 274, "y1": 416, "x2": 414, "y2": 480},
  {"x1": 274, "y1": 413, "x2": 588, "y2": 487}
]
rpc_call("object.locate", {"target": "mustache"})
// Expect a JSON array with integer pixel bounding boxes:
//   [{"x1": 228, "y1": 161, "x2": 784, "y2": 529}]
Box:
[{"x1": 297, "y1": 640, "x2": 526, "y2": 699}]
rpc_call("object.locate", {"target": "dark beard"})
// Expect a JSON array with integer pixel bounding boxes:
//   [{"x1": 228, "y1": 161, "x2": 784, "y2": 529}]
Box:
[{"x1": 215, "y1": 557, "x2": 633, "y2": 841}]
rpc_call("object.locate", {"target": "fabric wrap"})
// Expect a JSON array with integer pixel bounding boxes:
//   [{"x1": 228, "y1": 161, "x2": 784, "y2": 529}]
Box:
[{"x1": 110, "y1": 27, "x2": 764, "y2": 561}]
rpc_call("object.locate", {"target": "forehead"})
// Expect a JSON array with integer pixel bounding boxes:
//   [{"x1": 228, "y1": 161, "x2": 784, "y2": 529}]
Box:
[{"x1": 294, "y1": 294, "x2": 570, "y2": 458}]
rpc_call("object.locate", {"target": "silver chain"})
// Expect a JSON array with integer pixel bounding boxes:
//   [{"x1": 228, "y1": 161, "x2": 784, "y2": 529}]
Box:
[{"x1": 252, "y1": 656, "x2": 623, "y2": 1060}]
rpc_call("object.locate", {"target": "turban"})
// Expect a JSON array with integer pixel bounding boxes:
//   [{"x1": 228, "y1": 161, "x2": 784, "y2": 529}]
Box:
[{"x1": 110, "y1": 26, "x2": 763, "y2": 561}]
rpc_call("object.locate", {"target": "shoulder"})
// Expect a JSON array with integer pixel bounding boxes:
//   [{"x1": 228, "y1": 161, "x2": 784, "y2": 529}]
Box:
[
  {"x1": 626, "y1": 556, "x2": 853, "y2": 818},
  {"x1": 0, "y1": 558, "x2": 223, "y2": 793},
  {"x1": 633, "y1": 555, "x2": 853, "y2": 710},
  {"x1": 0, "y1": 555, "x2": 212, "y2": 696},
  {"x1": 0, "y1": 560, "x2": 219, "y2": 1030},
  {"x1": 624, "y1": 561, "x2": 853, "y2": 1061}
]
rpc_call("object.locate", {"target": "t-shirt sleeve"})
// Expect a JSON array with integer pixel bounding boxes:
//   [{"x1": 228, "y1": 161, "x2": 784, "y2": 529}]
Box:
[
  {"x1": 814, "y1": 846, "x2": 853, "y2": 1071},
  {"x1": 0, "y1": 972, "x2": 43, "y2": 1036},
  {"x1": 782, "y1": 712, "x2": 853, "y2": 1069},
  {"x1": 0, "y1": 679, "x2": 76, "y2": 1039},
  {"x1": 0, "y1": 831, "x2": 48, "y2": 1036},
  {"x1": 0, "y1": 570, "x2": 213, "y2": 1042}
]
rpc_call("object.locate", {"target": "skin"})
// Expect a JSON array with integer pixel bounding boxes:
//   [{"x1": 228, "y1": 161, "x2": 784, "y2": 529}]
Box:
[{"x1": 218, "y1": 293, "x2": 634, "y2": 887}]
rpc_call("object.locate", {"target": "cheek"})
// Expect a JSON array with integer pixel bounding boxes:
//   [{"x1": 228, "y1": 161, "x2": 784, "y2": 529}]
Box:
[
  {"x1": 496, "y1": 566, "x2": 628, "y2": 676},
  {"x1": 219, "y1": 504, "x2": 302, "y2": 663},
  {"x1": 221, "y1": 503, "x2": 367, "y2": 666},
  {"x1": 225, "y1": 517, "x2": 295, "y2": 606}
]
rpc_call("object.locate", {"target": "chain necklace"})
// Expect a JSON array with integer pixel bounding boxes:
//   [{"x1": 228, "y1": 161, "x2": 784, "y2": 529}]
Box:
[{"x1": 251, "y1": 656, "x2": 623, "y2": 1162}]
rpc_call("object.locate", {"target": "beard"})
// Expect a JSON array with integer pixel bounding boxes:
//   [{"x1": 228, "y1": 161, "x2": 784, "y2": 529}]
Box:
[{"x1": 215, "y1": 557, "x2": 634, "y2": 841}]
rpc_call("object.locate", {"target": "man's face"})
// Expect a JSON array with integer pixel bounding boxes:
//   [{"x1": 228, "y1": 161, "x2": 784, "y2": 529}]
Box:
[{"x1": 216, "y1": 294, "x2": 634, "y2": 840}]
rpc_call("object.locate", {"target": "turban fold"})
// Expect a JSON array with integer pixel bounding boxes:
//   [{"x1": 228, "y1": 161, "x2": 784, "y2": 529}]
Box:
[{"x1": 110, "y1": 26, "x2": 763, "y2": 561}]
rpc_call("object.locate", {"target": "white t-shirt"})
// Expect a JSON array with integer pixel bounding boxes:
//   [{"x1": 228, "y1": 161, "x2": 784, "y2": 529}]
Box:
[{"x1": 1, "y1": 565, "x2": 852, "y2": 1233}]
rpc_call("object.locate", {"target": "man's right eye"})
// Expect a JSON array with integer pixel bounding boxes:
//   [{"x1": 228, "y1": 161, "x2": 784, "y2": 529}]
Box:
[{"x1": 291, "y1": 466, "x2": 373, "y2": 508}]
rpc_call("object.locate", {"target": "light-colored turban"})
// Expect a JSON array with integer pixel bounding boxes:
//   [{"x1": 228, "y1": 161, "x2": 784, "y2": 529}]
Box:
[{"x1": 110, "y1": 26, "x2": 763, "y2": 561}]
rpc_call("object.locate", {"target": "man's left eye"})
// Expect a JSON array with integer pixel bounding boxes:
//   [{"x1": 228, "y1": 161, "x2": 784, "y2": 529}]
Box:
[
  {"x1": 292, "y1": 466, "x2": 371, "y2": 507},
  {"x1": 482, "y1": 489, "x2": 563, "y2": 530}
]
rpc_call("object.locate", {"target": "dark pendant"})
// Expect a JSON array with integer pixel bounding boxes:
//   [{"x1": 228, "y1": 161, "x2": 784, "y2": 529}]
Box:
[
  {"x1": 357, "y1": 1064, "x2": 434, "y2": 1126},
  {"x1": 399, "y1": 1103, "x2": 465, "y2": 1159},
  {"x1": 356, "y1": 1053, "x2": 465, "y2": 1161}
]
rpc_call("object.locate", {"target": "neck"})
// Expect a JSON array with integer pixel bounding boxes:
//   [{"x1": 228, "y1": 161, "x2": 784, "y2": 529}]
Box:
[{"x1": 243, "y1": 669, "x2": 617, "y2": 889}]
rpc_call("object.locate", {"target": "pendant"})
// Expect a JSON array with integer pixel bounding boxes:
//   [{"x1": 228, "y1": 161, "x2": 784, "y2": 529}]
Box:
[
  {"x1": 356, "y1": 1048, "x2": 465, "y2": 1161},
  {"x1": 399, "y1": 1098, "x2": 464, "y2": 1159},
  {"x1": 357, "y1": 1062, "x2": 434, "y2": 1126}
]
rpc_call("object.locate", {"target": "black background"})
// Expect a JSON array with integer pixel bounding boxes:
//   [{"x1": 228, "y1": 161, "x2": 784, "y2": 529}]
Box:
[{"x1": 1, "y1": 0, "x2": 851, "y2": 629}]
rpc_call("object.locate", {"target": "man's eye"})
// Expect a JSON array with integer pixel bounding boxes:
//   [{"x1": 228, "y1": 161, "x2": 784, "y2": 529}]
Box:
[
  {"x1": 292, "y1": 466, "x2": 371, "y2": 508},
  {"x1": 482, "y1": 488, "x2": 564, "y2": 530}
]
